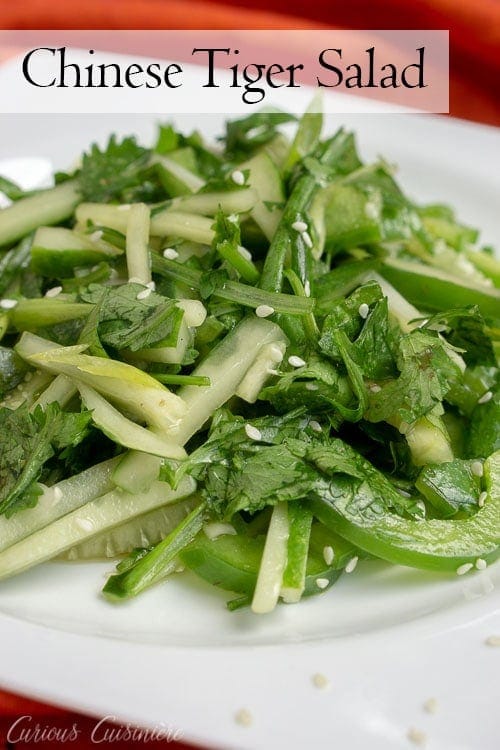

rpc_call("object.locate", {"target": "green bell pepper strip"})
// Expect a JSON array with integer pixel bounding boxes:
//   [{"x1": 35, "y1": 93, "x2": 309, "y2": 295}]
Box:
[{"x1": 310, "y1": 451, "x2": 500, "y2": 572}]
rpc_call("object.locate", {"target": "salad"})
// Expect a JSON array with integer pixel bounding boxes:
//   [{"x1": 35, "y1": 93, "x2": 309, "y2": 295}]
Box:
[{"x1": 0, "y1": 106, "x2": 498, "y2": 615}]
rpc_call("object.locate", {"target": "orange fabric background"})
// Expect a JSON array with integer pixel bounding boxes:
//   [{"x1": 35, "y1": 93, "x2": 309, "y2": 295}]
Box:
[{"x1": 0, "y1": 0, "x2": 498, "y2": 747}]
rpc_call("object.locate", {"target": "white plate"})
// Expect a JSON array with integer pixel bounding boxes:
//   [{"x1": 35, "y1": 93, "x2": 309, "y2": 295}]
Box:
[{"x1": 0, "y1": 61, "x2": 499, "y2": 750}]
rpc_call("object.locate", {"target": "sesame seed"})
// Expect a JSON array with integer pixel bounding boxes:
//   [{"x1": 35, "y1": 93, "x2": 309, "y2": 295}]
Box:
[
  {"x1": 423, "y1": 697, "x2": 438, "y2": 714},
  {"x1": 323, "y1": 546, "x2": 334, "y2": 565},
  {"x1": 76, "y1": 518, "x2": 94, "y2": 533},
  {"x1": 255, "y1": 304, "x2": 274, "y2": 318},
  {"x1": 292, "y1": 220, "x2": 308, "y2": 233},
  {"x1": 485, "y1": 635, "x2": 500, "y2": 647},
  {"x1": 304, "y1": 280, "x2": 311, "y2": 298},
  {"x1": 203, "y1": 522, "x2": 237, "y2": 540},
  {"x1": 316, "y1": 578, "x2": 329, "y2": 590},
  {"x1": 398, "y1": 489, "x2": 412, "y2": 498},
  {"x1": 311, "y1": 673, "x2": 331, "y2": 690},
  {"x1": 163, "y1": 247, "x2": 179, "y2": 260},
  {"x1": 146, "y1": 281, "x2": 156, "y2": 291},
  {"x1": 456, "y1": 562, "x2": 473, "y2": 576},
  {"x1": 416, "y1": 500, "x2": 426, "y2": 515},
  {"x1": 136, "y1": 288, "x2": 152, "y2": 300},
  {"x1": 305, "y1": 383, "x2": 318, "y2": 391},
  {"x1": 477, "y1": 391, "x2": 493, "y2": 405},
  {"x1": 475, "y1": 558, "x2": 487, "y2": 571},
  {"x1": 53, "y1": 487, "x2": 63, "y2": 501},
  {"x1": 310, "y1": 420, "x2": 322, "y2": 433},
  {"x1": 24, "y1": 372, "x2": 33, "y2": 382},
  {"x1": 245, "y1": 424, "x2": 262, "y2": 441},
  {"x1": 364, "y1": 201, "x2": 379, "y2": 220},
  {"x1": 45, "y1": 286, "x2": 63, "y2": 298},
  {"x1": 478, "y1": 491, "x2": 487, "y2": 507},
  {"x1": 345, "y1": 556, "x2": 359, "y2": 573},
  {"x1": 358, "y1": 303, "x2": 370, "y2": 319},
  {"x1": 234, "y1": 708, "x2": 252, "y2": 727},
  {"x1": 370, "y1": 384, "x2": 382, "y2": 393},
  {"x1": 471, "y1": 460, "x2": 484, "y2": 477},
  {"x1": 231, "y1": 170, "x2": 245, "y2": 186},
  {"x1": 237, "y1": 246, "x2": 253, "y2": 262},
  {"x1": 0, "y1": 298, "x2": 18, "y2": 310},
  {"x1": 301, "y1": 231, "x2": 313, "y2": 249},
  {"x1": 288, "y1": 355, "x2": 306, "y2": 368},
  {"x1": 89, "y1": 230, "x2": 103, "y2": 242},
  {"x1": 407, "y1": 727, "x2": 427, "y2": 746}
]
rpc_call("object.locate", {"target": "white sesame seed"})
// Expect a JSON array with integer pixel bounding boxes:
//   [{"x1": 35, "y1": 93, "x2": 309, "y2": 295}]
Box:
[
  {"x1": 311, "y1": 673, "x2": 331, "y2": 690},
  {"x1": 345, "y1": 556, "x2": 359, "y2": 573},
  {"x1": 163, "y1": 247, "x2": 179, "y2": 260},
  {"x1": 358, "y1": 303, "x2": 370, "y2": 319},
  {"x1": 416, "y1": 500, "x2": 426, "y2": 515},
  {"x1": 117, "y1": 204, "x2": 130, "y2": 211},
  {"x1": 231, "y1": 170, "x2": 245, "y2": 186},
  {"x1": 89, "y1": 230, "x2": 103, "y2": 242},
  {"x1": 203, "y1": 522, "x2": 237, "y2": 540},
  {"x1": 146, "y1": 281, "x2": 156, "y2": 291},
  {"x1": 456, "y1": 562, "x2": 473, "y2": 576},
  {"x1": 423, "y1": 697, "x2": 438, "y2": 714},
  {"x1": 310, "y1": 420, "x2": 322, "y2": 433},
  {"x1": 45, "y1": 286, "x2": 63, "y2": 298},
  {"x1": 0, "y1": 298, "x2": 18, "y2": 310},
  {"x1": 478, "y1": 491, "x2": 487, "y2": 507},
  {"x1": 288, "y1": 355, "x2": 306, "y2": 368},
  {"x1": 323, "y1": 546, "x2": 334, "y2": 565},
  {"x1": 407, "y1": 727, "x2": 427, "y2": 746},
  {"x1": 471, "y1": 460, "x2": 484, "y2": 477},
  {"x1": 76, "y1": 518, "x2": 94, "y2": 533},
  {"x1": 234, "y1": 708, "x2": 252, "y2": 727},
  {"x1": 292, "y1": 220, "x2": 308, "y2": 233},
  {"x1": 245, "y1": 424, "x2": 262, "y2": 441},
  {"x1": 316, "y1": 578, "x2": 329, "y2": 590},
  {"x1": 136, "y1": 288, "x2": 152, "y2": 300},
  {"x1": 475, "y1": 558, "x2": 487, "y2": 571},
  {"x1": 364, "y1": 201, "x2": 379, "y2": 220},
  {"x1": 53, "y1": 487, "x2": 63, "y2": 501},
  {"x1": 477, "y1": 391, "x2": 493, "y2": 405},
  {"x1": 398, "y1": 489, "x2": 412, "y2": 498},
  {"x1": 304, "y1": 280, "x2": 311, "y2": 298},
  {"x1": 305, "y1": 383, "x2": 318, "y2": 391},
  {"x1": 237, "y1": 245, "x2": 253, "y2": 261},
  {"x1": 485, "y1": 635, "x2": 500, "y2": 647},
  {"x1": 370, "y1": 384, "x2": 382, "y2": 393},
  {"x1": 24, "y1": 372, "x2": 33, "y2": 382},
  {"x1": 255, "y1": 304, "x2": 274, "y2": 318},
  {"x1": 301, "y1": 231, "x2": 313, "y2": 249}
]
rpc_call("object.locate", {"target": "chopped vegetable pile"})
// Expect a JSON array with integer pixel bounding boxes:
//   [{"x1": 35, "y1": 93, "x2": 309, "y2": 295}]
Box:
[{"x1": 0, "y1": 105, "x2": 499, "y2": 614}]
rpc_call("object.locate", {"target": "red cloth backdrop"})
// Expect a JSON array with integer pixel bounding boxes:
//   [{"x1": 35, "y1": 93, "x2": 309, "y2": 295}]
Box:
[{"x1": 0, "y1": 0, "x2": 498, "y2": 745}]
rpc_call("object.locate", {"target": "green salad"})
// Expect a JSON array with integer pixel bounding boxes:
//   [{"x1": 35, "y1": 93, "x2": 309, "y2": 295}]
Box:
[{"x1": 0, "y1": 106, "x2": 498, "y2": 614}]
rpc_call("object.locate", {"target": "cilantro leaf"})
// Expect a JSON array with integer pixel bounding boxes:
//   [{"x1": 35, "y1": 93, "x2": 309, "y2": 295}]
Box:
[
  {"x1": 79, "y1": 136, "x2": 160, "y2": 203},
  {"x1": 223, "y1": 111, "x2": 296, "y2": 159},
  {"x1": 420, "y1": 306, "x2": 496, "y2": 367},
  {"x1": 0, "y1": 404, "x2": 92, "y2": 517},
  {"x1": 79, "y1": 283, "x2": 184, "y2": 352}
]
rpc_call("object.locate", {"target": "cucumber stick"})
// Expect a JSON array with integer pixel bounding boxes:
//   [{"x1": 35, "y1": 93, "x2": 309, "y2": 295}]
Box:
[
  {"x1": 280, "y1": 504, "x2": 313, "y2": 603},
  {"x1": 125, "y1": 203, "x2": 151, "y2": 284},
  {"x1": 60, "y1": 496, "x2": 200, "y2": 560},
  {"x1": 112, "y1": 451, "x2": 163, "y2": 494},
  {"x1": 251, "y1": 502, "x2": 289, "y2": 614},
  {"x1": 0, "y1": 475, "x2": 196, "y2": 580},
  {"x1": 0, "y1": 457, "x2": 120, "y2": 553},
  {"x1": 31, "y1": 226, "x2": 122, "y2": 277},
  {"x1": 239, "y1": 152, "x2": 284, "y2": 240},
  {"x1": 0, "y1": 180, "x2": 79, "y2": 247}
]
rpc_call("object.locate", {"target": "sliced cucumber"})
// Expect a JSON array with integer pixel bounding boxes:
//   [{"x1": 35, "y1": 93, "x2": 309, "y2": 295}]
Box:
[
  {"x1": 251, "y1": 502, "x2": 289, "y2": 614},
  {"x1": 0, "y1": 457, "x2": 120, "y2": 553},
  {"x1": 112, "y1": 451, "x2": 163, "y2": 494},
  {"x1": 10, "y1": 300, "x2": 92, "y2": 332},
  {"x1": 33, "y1": 373, "x2": 76, "y2": 409},
  {"x1": 0, "y1": 476, "x2": 196, "y2": 580},
  {"x1": 125, "y1": 203, "x2": 151, "y2": 284},
  {"x1": 0, "y1": 180, "x2": 79, "y2": 247},
  {"x1": 31, "y1": 227, "x2": 122, "y2": 277},
  {"x1": 132, "y1": 319, "x2": 191, "y2": 364},
  {"x1": 170, "y1": 189, "x2": 257, "y2": 217},
  {"x1": 154, "y1": 154, "x2": 204, "y2": 196},
  {"x1": 60, "y1": 496, "x2": 199, "y2": 560},
  {"x1": 165, "y1": 316, "x2": 288, "y2": 445},
  {"x1": 78, "y1": 383, "x2": 187, "y2": 459},
  {"x1": 239, "y1": 152, "x2": 285, "y2": 241}
]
